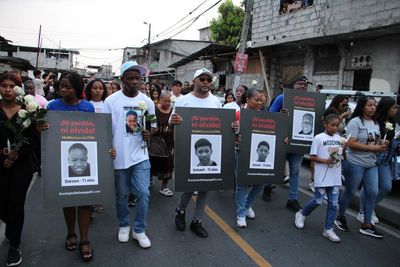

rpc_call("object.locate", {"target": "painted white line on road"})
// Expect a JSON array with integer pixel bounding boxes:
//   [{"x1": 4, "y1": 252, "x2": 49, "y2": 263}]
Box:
[{"x1": 298, "y1": 187, "x2": 400, "y2": 239}]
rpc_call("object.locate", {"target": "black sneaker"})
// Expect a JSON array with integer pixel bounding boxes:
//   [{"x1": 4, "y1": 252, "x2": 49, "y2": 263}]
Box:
[
  {"x1": 175, "y1": 208, "x2": 186, "y2": 231},
  {"x1": 286, "y1": 199, "x2": 302, "y2": 212},
  {"x1": 190, "y1": 220, "x2": 208, "y2": 238},
  {"x1": 262, "y1": 186, "x2": 272, "y2": 202},
  {"x1": 7, "y1": 246, "x2": 22, "y2": 267},
  {"x1": 334, "y1": 216, "x2": 349, "y2": 232},
  {"x1": 359, "y1": 224, "x2": 384, "y2": 239},
  {"x1": 128, "y1": 194, "x2": 136, "y2": 207}
]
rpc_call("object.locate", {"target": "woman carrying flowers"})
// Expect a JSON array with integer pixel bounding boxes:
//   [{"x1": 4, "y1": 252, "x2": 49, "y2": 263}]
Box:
[
  {"x1": 357, "y1": 96, "x2": 399, "y2": 225},
  {"x1": 0, "y1": 72, "x2": 45, "y2": 267}
]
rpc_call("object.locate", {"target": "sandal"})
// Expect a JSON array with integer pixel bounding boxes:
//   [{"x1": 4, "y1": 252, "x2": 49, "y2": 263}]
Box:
[
  {"x1": 65, "y1": 234, "x2": 77, "y2": 251},
  {"x1": 159, "y1": 188, "x2": 174, "y2": 197},
  {"x1": 79, "y1": 241, "x2": 94, "y2": 262}
]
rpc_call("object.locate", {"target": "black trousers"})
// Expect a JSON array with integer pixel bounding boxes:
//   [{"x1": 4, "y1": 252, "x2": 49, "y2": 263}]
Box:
[{"x1": 0, "y1": 163, "x2": 33, "y2": 247}]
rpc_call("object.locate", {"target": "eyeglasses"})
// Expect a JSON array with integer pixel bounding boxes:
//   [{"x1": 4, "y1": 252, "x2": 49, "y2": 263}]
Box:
[{"x1": 199, "y1": 77, "x2": 212, "y2": 83}]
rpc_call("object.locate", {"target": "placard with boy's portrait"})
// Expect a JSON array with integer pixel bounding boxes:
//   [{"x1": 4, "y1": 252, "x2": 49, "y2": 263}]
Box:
[
  {"x1": 237, "y1": 109, "x2": 287, "y2": 185},
  {"x1": 283, "y1": 89, "x2": 326, "y2": 154},
  {"x1": 174, "y1": 107, "x2": 236, "y2": 192}
]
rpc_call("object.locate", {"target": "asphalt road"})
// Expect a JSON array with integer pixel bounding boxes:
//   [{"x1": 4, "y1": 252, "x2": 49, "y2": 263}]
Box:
[{"x1": 1, "y1": 173, "x2": 400, "y2": 267}]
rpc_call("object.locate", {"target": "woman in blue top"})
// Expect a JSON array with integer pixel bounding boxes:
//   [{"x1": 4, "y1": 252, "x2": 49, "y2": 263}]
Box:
[{"x1": 47, "y1": 72, "x2": 95, "y2": 261}]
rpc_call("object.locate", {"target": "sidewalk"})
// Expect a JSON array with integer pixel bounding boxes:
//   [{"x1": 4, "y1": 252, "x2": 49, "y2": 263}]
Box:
[{"x1": 299, "y1": 162, "x2": 400, "y2": 228}]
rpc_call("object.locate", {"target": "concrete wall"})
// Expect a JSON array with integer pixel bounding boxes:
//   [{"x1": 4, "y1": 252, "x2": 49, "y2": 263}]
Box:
[
  {"x1": 13, "y1": 50, "x2": 72, "y2": 71},
  {"x1": 175, "y1": 60, "x2": 213, "y2": 83},
  {"x1": 150, "y1": 40, "x2": 210, "y2": 72},
  {"x1": 252, "y1": 0, "x2": 400, "y2": 48}
]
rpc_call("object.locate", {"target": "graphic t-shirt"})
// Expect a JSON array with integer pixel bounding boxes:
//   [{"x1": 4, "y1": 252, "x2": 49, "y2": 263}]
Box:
[
  {"x1": 310, "y1": 132, "x2": 343, "y2": 187},
  {"x1": 346, "y1": 117, "x2": 380, "y2": 167},
  {"x1": 103, "y1": 90, "x2": 156, "y2": 170}
]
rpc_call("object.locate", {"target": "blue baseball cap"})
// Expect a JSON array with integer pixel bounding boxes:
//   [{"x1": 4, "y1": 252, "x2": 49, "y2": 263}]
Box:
[{"x1": 120, "y1": 61, "x2": 147, "y2": 77}]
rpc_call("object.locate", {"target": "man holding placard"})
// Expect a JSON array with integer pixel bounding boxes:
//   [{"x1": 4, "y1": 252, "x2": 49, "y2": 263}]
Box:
[
  {"x1": 268, "y1": 76, "x2": 312, "y2": 212},
  {"x1": 170, "y1": 68, "x2": 222, "y2": 238}
]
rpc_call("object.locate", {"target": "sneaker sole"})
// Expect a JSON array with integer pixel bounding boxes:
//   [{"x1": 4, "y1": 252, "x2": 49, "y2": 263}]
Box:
[
  {"x1": 132, "y1": 236, "x2": 151, "y2": 248},
  {"x1": 237, "y1": 224, "x2": 247, "y2": 228},
  {"x1": 294, "y1": 222, "x2": 304, "y2": 229},
  {"x1": 322, "y1": 232, "x2": 340, "y2": 243},
  {"x1": 6, "y1": 257, "x2": 22, "y2": 267},
  {"x1": 334, "y1": 220, "x2": 349, "y2": 232},
  {"x1": 359, "y1": 229, "x2": 383, "y2": 239}
]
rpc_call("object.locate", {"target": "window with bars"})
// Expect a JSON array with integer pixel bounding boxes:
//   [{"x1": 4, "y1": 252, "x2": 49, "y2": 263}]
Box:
[
  {"x1": 313, "y1": 45, "x2": 341, "y2": 74},
  {"x1": 353, "y1": 69, "x2": 372, "y2": 91}
]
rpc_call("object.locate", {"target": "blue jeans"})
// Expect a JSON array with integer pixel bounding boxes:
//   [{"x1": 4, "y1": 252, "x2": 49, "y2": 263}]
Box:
[
  {"x1": 302, "y1": 186, "x2": 339, "y2": 230},
  {"x1": 287, "y1": 153, "x2": 303, "y2": 200},
  {"x1": 114, "y1": 160, "x2": 150, "y2": 233},
  {"x1": 235, "y1": 184, "x2": 263, "y2": 218},
  {"x1": 339, "y1": 160, "x2": 378, "y2": 224},
  {"x1": 359, "y1": 163, "x2": 392, "y2": 212}
]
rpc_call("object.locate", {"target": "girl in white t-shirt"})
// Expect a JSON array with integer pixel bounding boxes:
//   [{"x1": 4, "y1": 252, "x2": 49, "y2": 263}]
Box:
[
  {"x1": 294, "y1": 113, "x2": 346, "y2": 243},
  {"x1": 85, "y1": 79, "x2": 107, "y2": 113}
]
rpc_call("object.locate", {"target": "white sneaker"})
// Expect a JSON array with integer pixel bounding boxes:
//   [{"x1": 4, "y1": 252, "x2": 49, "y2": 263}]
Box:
[
  {"x1": 246, "y1": 207, "x2": 256, "y2": 219},
  {"x1": 236, "y1": 217, "x2": 247, "y2": 228},
  {"x1": 357, "y1": 212, "x2": 375, "y2": 225},
  {"x1": 308, "y1": 182, "x2": 315, "y2": 192},
  {"x1": 323, "y1": 228, "x2": 341, "y2": 243},
  {"x1": 118, "y1": 226, "x2": 130, "y2": 243},
  {"x1": 294, "y1": 211, "x2": 305, "y2": 229},
  {"x1": 372, "y1": 211, "x2": 379, "y2": 224},
  {"x1": 132, "y1": 232, "x2": 151, "y2": 248}
]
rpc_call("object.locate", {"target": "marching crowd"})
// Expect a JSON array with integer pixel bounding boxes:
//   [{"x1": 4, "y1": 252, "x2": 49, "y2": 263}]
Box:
[{"x1": 0, "y1": 60, "x2": 398, "y2": 266}]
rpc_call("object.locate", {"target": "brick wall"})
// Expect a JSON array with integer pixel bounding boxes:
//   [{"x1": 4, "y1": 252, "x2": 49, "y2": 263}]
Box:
[{"x1": 252, "y1": 0, "x2": 400, "y2": 48}]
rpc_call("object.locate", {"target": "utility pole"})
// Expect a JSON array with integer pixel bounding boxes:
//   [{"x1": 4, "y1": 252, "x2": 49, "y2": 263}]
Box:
[
  {"x1": 55, "y1": 40, "x2": 61, "y2": 70},
  {"x1": 233, "y1": 0, "x2": 253, "y2": 91},
  {"x1": 144, "y1": 21, "x2": 151, "y2": 82},
  {"x1": 35, "y1": 25, "x2": 42, "y2": 69}
]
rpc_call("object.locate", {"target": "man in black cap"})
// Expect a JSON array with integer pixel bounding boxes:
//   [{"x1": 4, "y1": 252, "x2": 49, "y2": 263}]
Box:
[{"x1": 264, "y1": 75, "x2": 312, "y2": 210}]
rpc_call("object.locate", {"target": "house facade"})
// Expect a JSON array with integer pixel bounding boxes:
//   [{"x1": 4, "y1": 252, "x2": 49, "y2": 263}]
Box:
[{"x1": 251, "y1": 0, "x2": 400, "y2": 95}]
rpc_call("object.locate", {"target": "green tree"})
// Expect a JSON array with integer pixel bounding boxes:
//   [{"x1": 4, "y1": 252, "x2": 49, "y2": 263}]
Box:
[{"x1": 209, "y1": 0, "x2": 245, "y2": 47}]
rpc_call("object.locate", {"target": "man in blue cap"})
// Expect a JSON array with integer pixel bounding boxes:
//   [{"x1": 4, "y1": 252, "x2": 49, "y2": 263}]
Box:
[{"x1": 104, "y1": 61, "x2": 155, "y2": 248}]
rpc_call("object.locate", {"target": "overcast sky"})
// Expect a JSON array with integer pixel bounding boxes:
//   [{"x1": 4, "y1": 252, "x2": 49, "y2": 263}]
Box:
[{"x1": 0, "y1": 0, "x2": 242, "y2": 72}]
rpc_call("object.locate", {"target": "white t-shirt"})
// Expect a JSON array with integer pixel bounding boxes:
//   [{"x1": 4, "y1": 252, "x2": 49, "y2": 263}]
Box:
[
  {"x1": 90, "y1": 100, "x2": 104, "y2": 113},
  {"x1": 173, "y1": 92, "x2": 222, "y2": 110},
  {"x1": 310, "y1": 132, "x2": 343, "y2": 187},
  {"x1": 103, "y1": 91, "x2": 156, "y2": 170},
  {"x1": 223, "y1": 101, "x2": 241, "y2": 111}
]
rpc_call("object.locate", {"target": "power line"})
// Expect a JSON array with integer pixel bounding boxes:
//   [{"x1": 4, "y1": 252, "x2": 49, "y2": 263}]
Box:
[
  {"x1": 153, "y1": 0, "x2": 210, "y2": 38},
  {"x1": 166, "y1": 0, "x2": 222, "y2": 40}
]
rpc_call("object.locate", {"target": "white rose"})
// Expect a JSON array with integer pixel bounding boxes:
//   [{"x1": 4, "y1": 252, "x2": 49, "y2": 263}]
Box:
[
  {"x1": 22, "y1": 118, "x2": 31, "y2": 128},
  {"x1": 385, "y1": 122, "x2": 394, "y2": 131},
  {"x1": 138, "y1": 101, "x2": 147, "y2": 111},
  {"x1": 170, "y1": 95, "x2": 176, "y2": 103},
  {"x1": 339, "y1": 137, "x2": 346, "y2": 145},
  {"x1": 26, "y1": 101, "x2": 39, "y2": 112},
  {"x1": 251, "y1": 80, "x2": 258, "y2": 86},
  {"x1": 24, "y1": 95, "x2": 35, "y2": 104},
  {"x1": 14, "y1": 86, "x2": 24, "y2": 96},
  {"x1": 18, "y1": 109, "x2": 28, "y2": 119}
]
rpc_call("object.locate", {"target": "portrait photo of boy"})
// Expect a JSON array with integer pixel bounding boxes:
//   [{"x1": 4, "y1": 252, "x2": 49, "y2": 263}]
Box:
[
  {"x1": 250, "y1": 133, "x2": 275, "y2": 170},
  {"x1": 292, "y1": 110, "x2": 315, "y2": 141},
  {"x1": 125, "y1": 109, "x2": 138, "y2": 134},
  {"x1": 190, "y1": 135, "x2": 221, "y2": 174},
  {"x1": 68, "y1": 143, "x2": 91, "y2": 177}
]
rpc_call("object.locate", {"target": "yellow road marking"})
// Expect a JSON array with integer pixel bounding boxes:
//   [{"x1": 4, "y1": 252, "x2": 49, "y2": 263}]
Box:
[{"x1": 205, "y1": 205, "x2": 272, "y2": 267}]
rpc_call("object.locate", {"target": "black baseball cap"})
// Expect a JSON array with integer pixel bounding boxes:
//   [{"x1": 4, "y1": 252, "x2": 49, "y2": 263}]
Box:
[
  {"x1": 295, "y1": 75, "x2": 313, "y2": 85},
  {"x1": 172, "y1": 80, "x2": 182, "y2": 86}
]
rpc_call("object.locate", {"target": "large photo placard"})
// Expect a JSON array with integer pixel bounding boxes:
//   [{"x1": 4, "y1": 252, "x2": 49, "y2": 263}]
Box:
[
  {"x1": 41, "y1": 111, "x2": 115, "y2": 209},
  {"x1": 237, "y1": 109, "x2": 287, "y2": 185},
  {"x1": 283, "y1": 89, "x2": 326, "y2": 154},
  {"x1": 174, "y1": 107, "x2": 236, "y2": 192}
]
